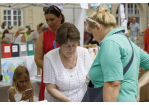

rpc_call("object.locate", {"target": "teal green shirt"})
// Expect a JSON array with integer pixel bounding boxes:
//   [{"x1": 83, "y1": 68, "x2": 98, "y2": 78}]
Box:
[{"x1": 89, "y1": 27, "x2": 149, "y2": 102}]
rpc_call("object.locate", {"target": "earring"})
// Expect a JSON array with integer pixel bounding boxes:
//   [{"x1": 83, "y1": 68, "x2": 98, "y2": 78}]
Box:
[{"x1": 16, "y1": 83, "x2": 17, "y2": 86}]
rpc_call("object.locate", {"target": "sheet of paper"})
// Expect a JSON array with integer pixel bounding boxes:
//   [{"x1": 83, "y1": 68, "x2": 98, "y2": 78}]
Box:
[
  {"x1": 29, "y1": 44, "x2": 33, "y2": 51},
  {"x1": 27, "y1": 56, "x2": 37, "y2": 77},
  {"x1": 5, "y1": 33, "x2": 13, "y2": 41},
  {"x1": 21, "y1": 45, "x2": 26, "y2": 52},
  {"x1": 80, "y1": 3, "x2": 88, "y2": 9},
  {"x1": 12, "y1": 45, "x2": 18, "y2": 52},
  {"x1": 4, "y1": 46, "x2": 10, "y2": 53}
]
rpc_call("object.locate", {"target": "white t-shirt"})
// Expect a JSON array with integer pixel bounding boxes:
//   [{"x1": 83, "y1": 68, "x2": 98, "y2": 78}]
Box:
[{"x1": 43, "y1": 46, "x2": 93, "y2": 102}]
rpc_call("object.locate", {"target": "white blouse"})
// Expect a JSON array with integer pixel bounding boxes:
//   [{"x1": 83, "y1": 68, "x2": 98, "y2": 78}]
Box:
[
  {"x1": 43, "y1": 46, "x2": 93, "y2": 102},
  {"x1": 8, "y1": 87, "x2": 29, "y2": 102}
]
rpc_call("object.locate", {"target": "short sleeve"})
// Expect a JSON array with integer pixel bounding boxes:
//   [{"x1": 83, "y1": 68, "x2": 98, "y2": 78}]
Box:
[
  {"x1": 100, "y1": 40, "x2": 124, "y2": 82},
  {"x1": 140, "y1": 49, "x2": 149, "y2": 71},
  {"x1": 84, "y1": 48, "x2": 93, "y2": 79},
  {"x1": 43, "y1": 55, "x2": 56, "y2": 84}
]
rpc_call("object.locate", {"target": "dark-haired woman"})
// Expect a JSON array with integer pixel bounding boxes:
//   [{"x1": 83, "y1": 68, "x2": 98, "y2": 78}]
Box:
[
  {"x1": 43, "y1": 22, "x2": 92, "y2": 102},
  {"x1": 2, "y1": 29, "x2": 9, "y2": 39},
  {"x1": 34, "y1": 5, "x2": 65, "y2": 101}
]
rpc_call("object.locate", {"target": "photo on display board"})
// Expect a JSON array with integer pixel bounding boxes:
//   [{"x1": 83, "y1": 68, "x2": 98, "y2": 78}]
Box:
[{"x1": 88, "y1": 46, "x2": 100, "y2": 61}]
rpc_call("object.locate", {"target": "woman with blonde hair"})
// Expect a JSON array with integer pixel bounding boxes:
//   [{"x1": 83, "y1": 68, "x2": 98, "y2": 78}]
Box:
[
  {"x1": 83, "y1": 6, "x2": 149, "y2": 102},
  {"x1": 8, "y1": 66, "x2": 33, "y2": 102}
]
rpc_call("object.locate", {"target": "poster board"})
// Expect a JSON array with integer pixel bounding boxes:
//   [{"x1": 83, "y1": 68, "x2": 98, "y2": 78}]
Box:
[{"x1": 1, "y1": 56, "x2": 37, "y2": 84}]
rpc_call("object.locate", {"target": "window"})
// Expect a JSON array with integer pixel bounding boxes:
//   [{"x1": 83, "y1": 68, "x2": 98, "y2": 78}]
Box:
[
  {"x1": 4, "y1": 8, "x2": 23, "y2": 27},
  {"x1": 116, "y1": 3, "x2": 141, "y2": 31}
]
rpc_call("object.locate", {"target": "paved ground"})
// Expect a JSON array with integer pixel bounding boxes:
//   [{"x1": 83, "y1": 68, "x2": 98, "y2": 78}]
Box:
[{"x1": 137, "y1": 43, "x2": 144, "y2": 49}]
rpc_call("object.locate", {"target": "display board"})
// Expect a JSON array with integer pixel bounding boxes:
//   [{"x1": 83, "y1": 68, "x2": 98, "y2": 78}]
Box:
[{"x1": 1, "y1": 56, "x2": 37, "y2": 84}]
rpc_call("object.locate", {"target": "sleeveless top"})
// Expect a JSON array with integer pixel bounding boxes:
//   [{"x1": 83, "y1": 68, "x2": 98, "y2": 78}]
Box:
[
  {"x1": 38, "y1": 29, "x2": 59, "y2": 101},
  {"x1": 8, "y1": 87, "x2": 29, "y2": 102}
]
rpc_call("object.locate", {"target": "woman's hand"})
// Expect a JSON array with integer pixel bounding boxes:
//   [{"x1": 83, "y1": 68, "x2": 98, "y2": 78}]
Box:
[{"x1": 20, "y1": 91, "x2": 32, "y2": 101}]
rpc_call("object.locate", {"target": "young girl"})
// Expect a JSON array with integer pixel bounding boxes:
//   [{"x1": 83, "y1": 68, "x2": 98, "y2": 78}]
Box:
[{"x1": 8, "y1": 66, "x2": 33, "y2": 102}]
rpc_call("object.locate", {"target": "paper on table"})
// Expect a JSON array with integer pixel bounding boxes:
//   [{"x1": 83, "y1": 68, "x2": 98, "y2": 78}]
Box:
[
  {"x1": 80, "y1": 3, "x2": 88, "y2": 9},
  {"x1": 21, "y1": 45, "x2": 26, "y2": 52},
  {"x1": 29, "y1": 44, "x2": 33, "y2": 51},
  {"x1": 12, "y1": 45, "x2": 18, "y2": 52},
  {"x1": 4, "y1": 46, "x2": 10, "y2": 53}
]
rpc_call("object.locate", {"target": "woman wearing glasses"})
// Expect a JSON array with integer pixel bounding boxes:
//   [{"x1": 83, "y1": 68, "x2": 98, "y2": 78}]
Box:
[
  {"x1": 85, "y1": 6, "x2": 149, "y2": 102},
  {"x1": 34, "y1": 5, "x2": 64, "y2": 101},
  {"x1": 43, "y1": 22, "x2": 92, "y2": 102}
]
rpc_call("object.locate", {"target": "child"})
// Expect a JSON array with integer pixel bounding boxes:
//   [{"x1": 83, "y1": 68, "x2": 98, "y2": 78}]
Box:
[{"x1": 8, "y1": 66, "x2": 33, "y2": 102}]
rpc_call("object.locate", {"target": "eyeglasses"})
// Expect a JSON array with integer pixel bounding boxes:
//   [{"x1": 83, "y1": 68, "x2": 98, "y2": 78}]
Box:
[
  {"x1": 86, "y1": 17, "x2": 100, "y2": 26},
  {"x1": 48, "y1": 5, "x2": 61, "y2": 14}
]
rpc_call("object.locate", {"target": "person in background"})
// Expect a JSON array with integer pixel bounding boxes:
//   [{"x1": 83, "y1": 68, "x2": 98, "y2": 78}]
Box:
[
  {"x1": 24, "y1": 26, "x2": 31, "y2": 40},
  {"x1": 0, "y1": 30, "x2": 9, "y2": 43},
  {"x1": 35, "y1": 5, "x2": 65, "y2": 101},
  {"x1": 43, "y1": 7, "x2": 48, "y2": 12},
  {"x1": 43, "y1": 22, "x2": 92, "y2": 102},
  {"x1": 1, "y1": 37, "x2": 11, "y2": 44},
  {"x1": 14, "y1": 26, "x2": 27, "y2": 43},
  {"x1": 2, "y1": 29, "x2": 9, "y2": 39},
  {"x1": 129, "y1": 17, "x2": 140, "y2": 44},
  {"x1": 86, "y1": 6, "x2": 149, "y2": 102},
  {"x1": 27, "y1": 23, "x2": 44, "y2": 44},
  {"x1": 127, "y1": 17, "x2": 133, "y2": 30},
  {"x1": 84, "y1": 21, "x2": 90, "y2": 45},
  {"x1": 8, "y1": 66, "x2": 33, "y2": 102},
  {"x1": 41, "y1": 23, "x2": 49, "y2": 32}
]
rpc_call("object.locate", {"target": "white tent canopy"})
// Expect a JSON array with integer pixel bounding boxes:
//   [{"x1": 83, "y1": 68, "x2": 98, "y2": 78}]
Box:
[{"x1": 0, "y1": 3, "x2": 82, "y2": 9}]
